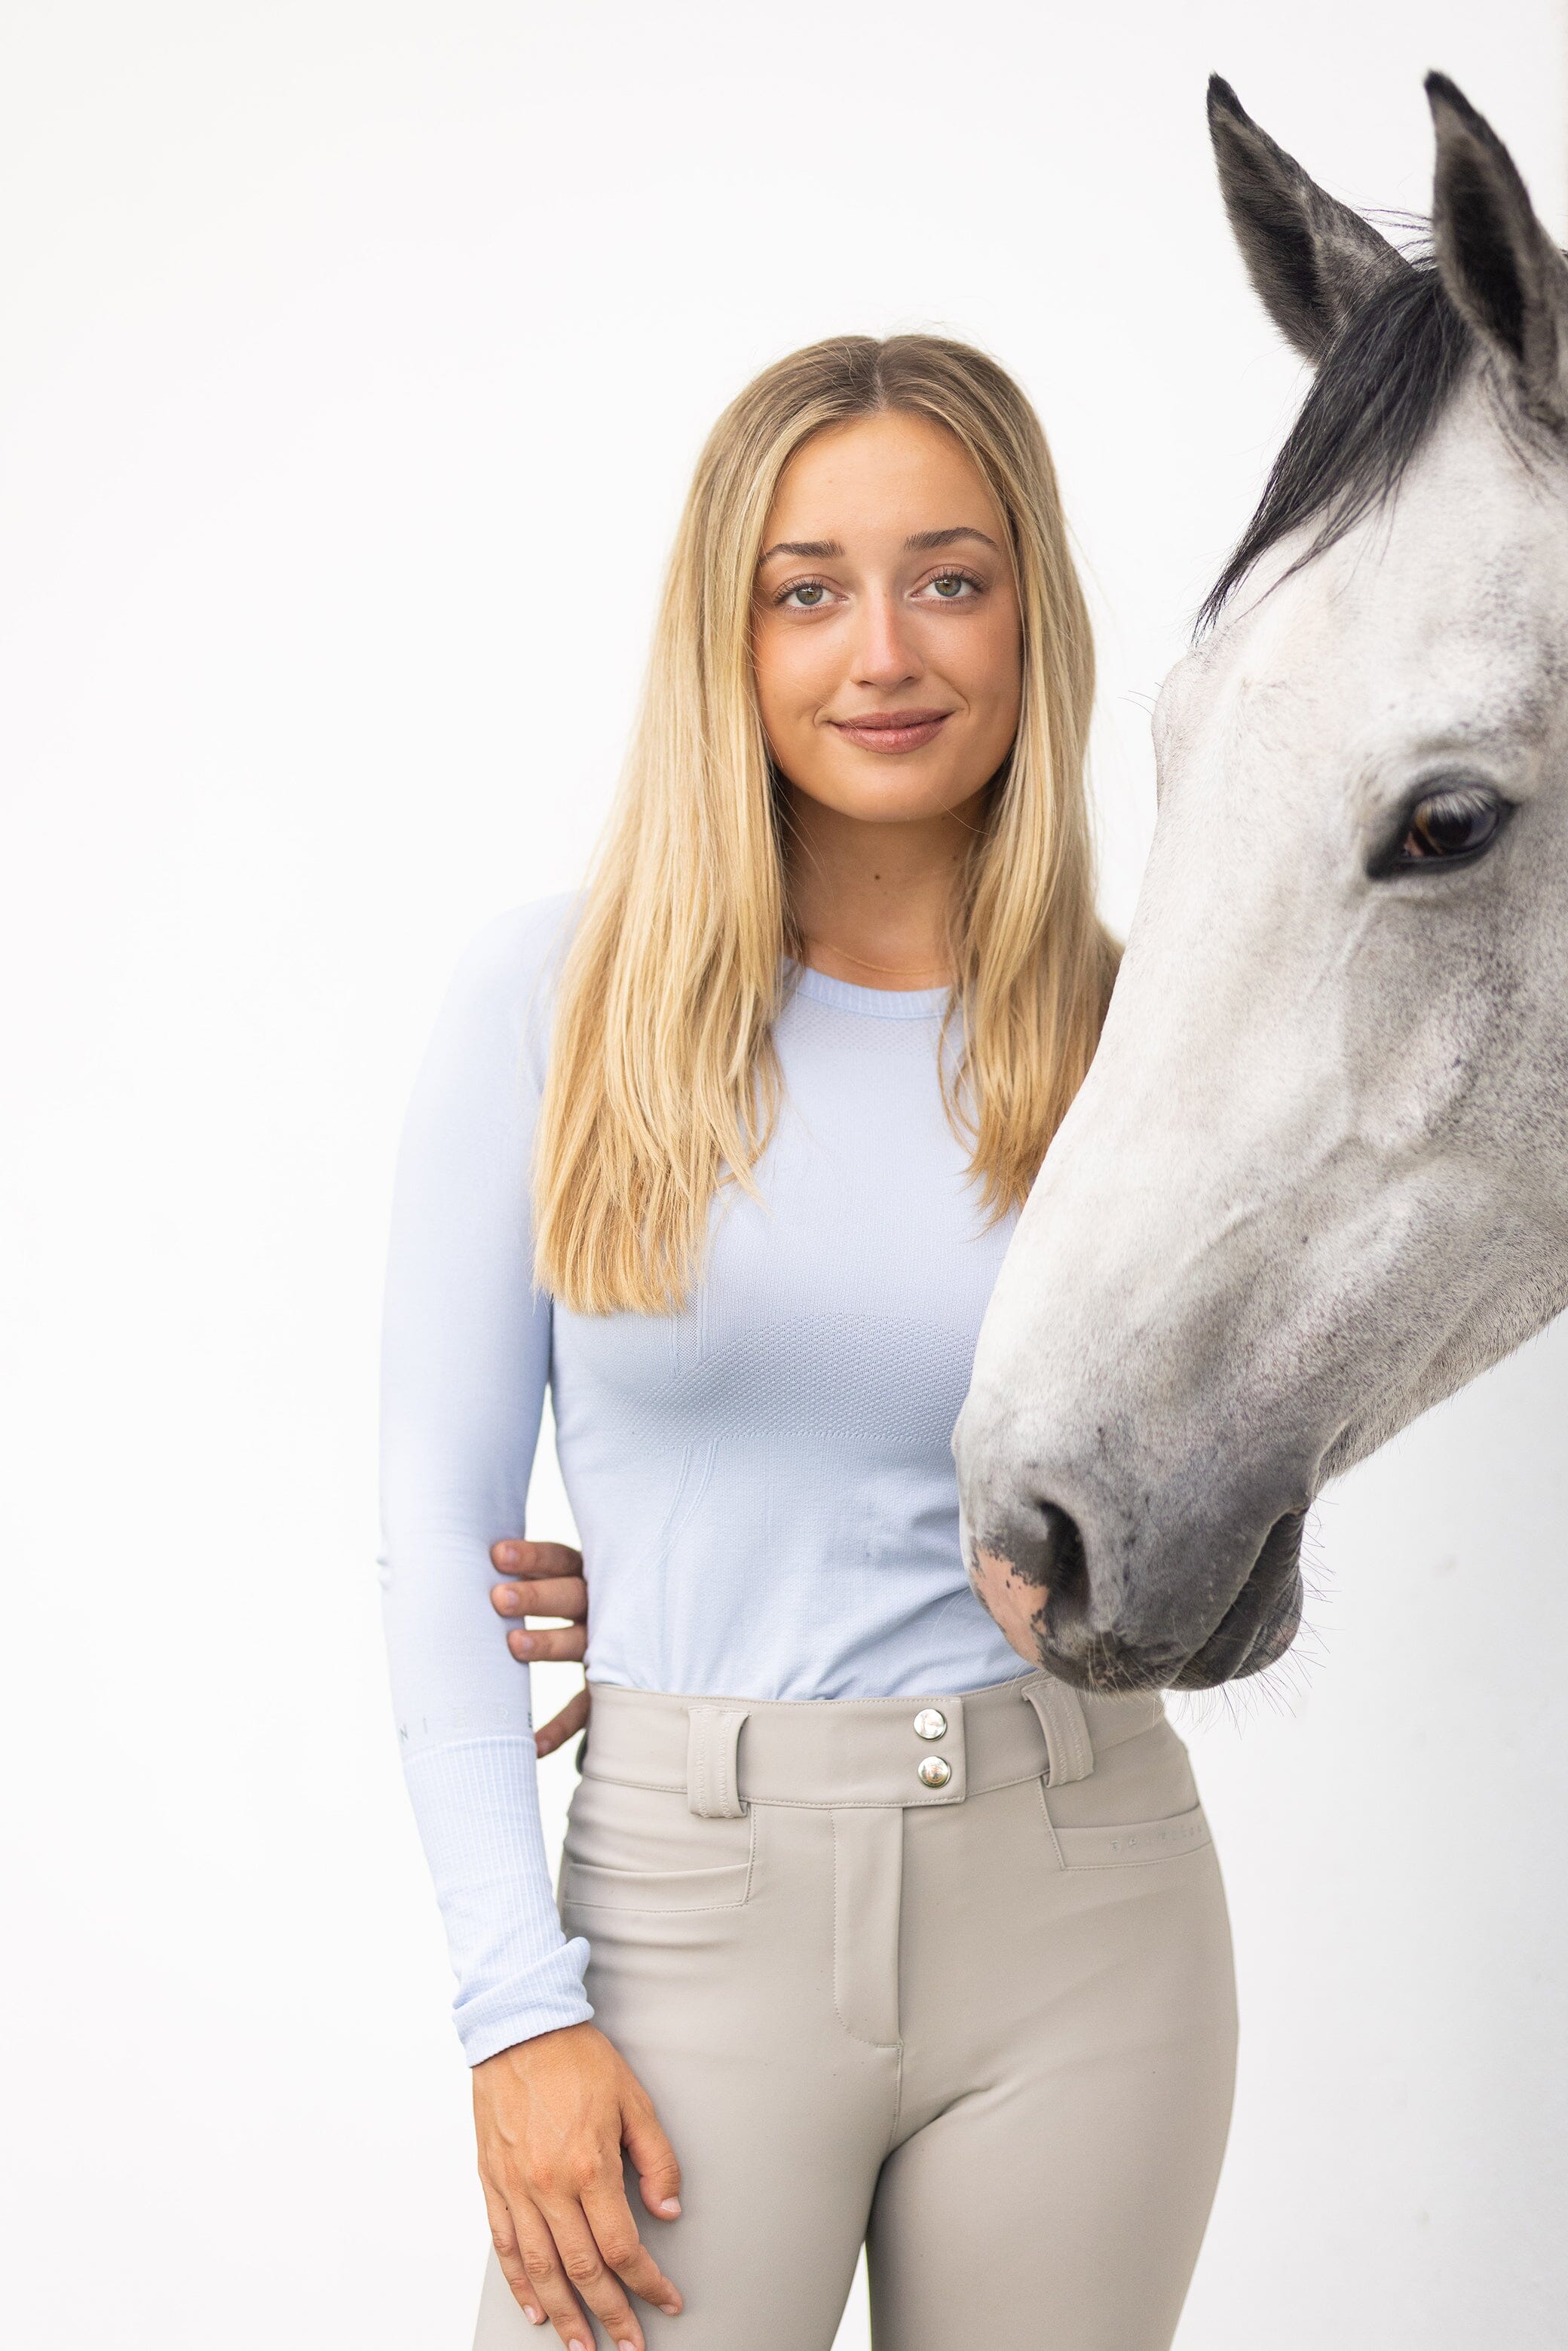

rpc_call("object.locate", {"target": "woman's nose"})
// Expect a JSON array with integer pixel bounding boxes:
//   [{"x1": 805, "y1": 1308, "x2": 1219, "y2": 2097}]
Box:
[{"x1": 852, "y1": 591, "x2": 922, "y2": 688}]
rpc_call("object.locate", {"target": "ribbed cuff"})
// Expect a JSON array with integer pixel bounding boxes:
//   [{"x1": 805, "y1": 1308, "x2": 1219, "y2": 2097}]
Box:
[{"x1": 456, "y1": 1935, "x2": 595, "y2": 2065}]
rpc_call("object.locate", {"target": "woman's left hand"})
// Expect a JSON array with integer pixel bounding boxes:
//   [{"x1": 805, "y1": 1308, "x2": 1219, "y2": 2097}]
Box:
[{"x1": 490, "y1": 1538, "x2": 590, "y2": 1758}]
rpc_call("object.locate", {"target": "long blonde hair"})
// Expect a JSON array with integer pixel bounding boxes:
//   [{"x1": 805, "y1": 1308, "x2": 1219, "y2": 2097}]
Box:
[{"x1": 534, "y1": 333, "x2": 1115, "y2": 1314}]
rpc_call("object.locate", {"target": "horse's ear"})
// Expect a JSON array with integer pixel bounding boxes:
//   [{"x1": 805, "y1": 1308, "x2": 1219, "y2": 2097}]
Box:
[
  {"x1": 1429, "y1": 74, "x2": 1568, "y2": 431},
  {"x1": 1208, "y1": 76, "x2": 1408, "y2": 362}
]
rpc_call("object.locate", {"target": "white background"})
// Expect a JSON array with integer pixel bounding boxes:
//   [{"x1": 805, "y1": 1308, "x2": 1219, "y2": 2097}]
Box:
[{"x1": 4, "y1": 4, "x2": 1565, "y2": 2346}]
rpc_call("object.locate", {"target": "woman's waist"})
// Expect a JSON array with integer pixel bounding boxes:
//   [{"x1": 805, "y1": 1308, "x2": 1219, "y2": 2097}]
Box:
[{"x1": 578, "y1": 1672, "x2": 1165, "y2": 1812}]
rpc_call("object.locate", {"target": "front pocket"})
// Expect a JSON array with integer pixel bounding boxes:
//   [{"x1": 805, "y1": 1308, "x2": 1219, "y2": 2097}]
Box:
[
  {"x1": 558, "y1": 1772, "x2": 755, "y2": 1912},
  {"x1": 559, "y1": 1848, "x2": 753, "y2": 1912},
  {"x1": 1040, "y1": 1718, "x2": 1214, "y2": 1871},
  {"x1": 1050, "y1": 1800, "x2": 1212, "y2": 1870}
]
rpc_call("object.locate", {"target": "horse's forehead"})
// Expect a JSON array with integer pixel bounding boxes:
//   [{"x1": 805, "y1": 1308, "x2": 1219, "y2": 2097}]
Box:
[
  {"x1": 1262, "y1": 569, "x2": 1548, "y2": 728},
  {"x1": 1334, "y1": 467, "x2": 1566, "y2": 683},
  {"x1": 1196, "y1": 471, "x2": 1568, "y2": 758}
]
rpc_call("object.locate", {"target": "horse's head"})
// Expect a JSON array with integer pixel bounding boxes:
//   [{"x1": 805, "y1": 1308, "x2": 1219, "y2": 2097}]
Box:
[{"x1": 954, "y1": 76, "x2": 1568, "y2": 1690}]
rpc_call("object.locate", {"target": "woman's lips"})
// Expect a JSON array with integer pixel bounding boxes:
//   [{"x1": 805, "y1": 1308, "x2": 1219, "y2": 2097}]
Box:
[{"x1": 828, "y1": 709, "x2": 953, "y2": 755}]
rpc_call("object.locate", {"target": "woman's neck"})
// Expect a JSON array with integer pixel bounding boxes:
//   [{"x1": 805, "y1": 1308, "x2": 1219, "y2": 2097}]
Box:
[{"x1": 784, "y1": 784, "x2": 984, "y2": 992}]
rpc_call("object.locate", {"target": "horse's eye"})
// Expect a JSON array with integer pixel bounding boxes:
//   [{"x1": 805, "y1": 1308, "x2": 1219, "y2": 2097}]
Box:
[{"x1": 1390, "y1": 785, "x2": 1507, "y2": 869}]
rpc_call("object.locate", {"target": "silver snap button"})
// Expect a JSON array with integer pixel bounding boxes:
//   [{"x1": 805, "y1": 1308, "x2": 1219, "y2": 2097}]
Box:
[
  {"x1": 913, "y1": 1708, "x2": 948, "y2": 1741},
  {"x1": 917, "y1": 1755, "x2": 953, "y2": 1789}
]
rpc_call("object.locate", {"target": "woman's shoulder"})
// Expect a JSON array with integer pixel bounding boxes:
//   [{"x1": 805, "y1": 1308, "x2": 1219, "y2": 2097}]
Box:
[
  {"x1": 448, "y1": 890, "x2": 582, "y2": 997},
  {"x1": 445, "y1": 890, "x2": 580, "y2": 1018},
  {"x1": 424, "y1": 892, "x2": 583, "y2": 1081}
]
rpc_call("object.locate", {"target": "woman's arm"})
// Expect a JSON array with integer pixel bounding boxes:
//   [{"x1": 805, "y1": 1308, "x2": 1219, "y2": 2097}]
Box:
[
  {"x1": 378, "y1": 903, "x2": 685, "y2": 2349},
  {"x1": 378, "y1": 902, "x2": 592, "y2": 2058}
]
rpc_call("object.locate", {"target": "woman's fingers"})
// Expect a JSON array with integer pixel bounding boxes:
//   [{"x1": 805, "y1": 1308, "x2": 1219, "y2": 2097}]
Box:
[
  {"x1": 577, "y1": 2168, "x2": 684, "y2": 2320},
  {"x1": 491, "y1": 1537, "x2": 584, "y2": 1584},
  {"x1": 503, "y1": 1619, "x2": 586, "y2": 1665},
  {"x1": 491, "y1": 1574, "x2": 587, "y2": 1622},
  {"x1": 489, "y1": 1544, "x2": 588, "y2": 1676},
  {"x1": 507, "y1": 2195, "x2": 600, "y2": 2349},
  {"x1": 479, "y1": 2178, "x2": 548, "y2": 2329},
  {"x1": 536, "y1": 2178, "x2": 666, "y2": 2351},
  {"x1": 491, "y1": 1571, "x2": 586, "y2": 1666},
  {"x1": 534, "y1": 1684, "x2": 591, "y2": 1761}
]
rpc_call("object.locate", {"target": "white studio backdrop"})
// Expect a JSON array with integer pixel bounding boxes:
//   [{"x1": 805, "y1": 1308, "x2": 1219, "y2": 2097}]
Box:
[{"x1": 2, "y1": 4, "x2": 1564, "y2": 2345}]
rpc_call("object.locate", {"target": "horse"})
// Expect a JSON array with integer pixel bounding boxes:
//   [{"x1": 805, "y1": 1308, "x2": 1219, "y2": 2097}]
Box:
[{"x1": 953, "y1": 74, "x2": 1568, "y2": 1692}]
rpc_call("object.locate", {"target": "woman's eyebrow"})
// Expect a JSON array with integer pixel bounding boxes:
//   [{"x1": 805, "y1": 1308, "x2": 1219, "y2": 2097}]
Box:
[
  {"x1": 904, "y1": 526, "x2": 1000, "y2": 553},
  {"x1": 757, "y1": 538, "x2": 843, "y2": 564},
  {"x1": 757, "y1": 526, "x2": 999, "y2": 567}
]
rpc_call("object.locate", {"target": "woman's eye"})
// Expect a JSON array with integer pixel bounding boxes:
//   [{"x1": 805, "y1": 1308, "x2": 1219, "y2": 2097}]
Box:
[
  {"x1": 1391, "y1": 785, "x2": 1508, "y2": 868},
  {"x1": 783, "y1": 581, "x2": 828, "y2": 608},
  {"x1": 926, "y1": 572, "x2": 977, "y2": 599}
]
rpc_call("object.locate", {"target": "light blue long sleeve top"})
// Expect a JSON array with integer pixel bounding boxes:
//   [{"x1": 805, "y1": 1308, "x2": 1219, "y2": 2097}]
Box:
[{"x1": 378, "y1": 897, "x2": 1025, "y2": 2063}]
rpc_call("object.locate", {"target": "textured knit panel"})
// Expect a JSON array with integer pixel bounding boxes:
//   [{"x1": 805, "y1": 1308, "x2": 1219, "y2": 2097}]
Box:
[
  {"x1": 403, "y1": 1740, "x2": 596, "y2": 2057},
  {"x1": 378, "y1": 898, "x2": 1025, "y2": 2059}
]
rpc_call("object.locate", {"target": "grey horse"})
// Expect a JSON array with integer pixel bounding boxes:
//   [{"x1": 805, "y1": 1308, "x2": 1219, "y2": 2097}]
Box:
[{"x1": 954, "y1": 75, "x2": 1568, "y2": 1690}]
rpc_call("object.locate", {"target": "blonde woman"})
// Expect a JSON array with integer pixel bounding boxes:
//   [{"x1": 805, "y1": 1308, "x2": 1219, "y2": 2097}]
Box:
[{"x1": 378, "y1": 336, "x2": 1236, "y2": 2351}]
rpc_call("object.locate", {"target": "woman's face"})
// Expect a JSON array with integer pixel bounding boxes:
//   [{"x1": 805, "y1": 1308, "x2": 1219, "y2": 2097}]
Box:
[{"x1": 752, "y1": 410, "x2": 1023, "y2": 826}]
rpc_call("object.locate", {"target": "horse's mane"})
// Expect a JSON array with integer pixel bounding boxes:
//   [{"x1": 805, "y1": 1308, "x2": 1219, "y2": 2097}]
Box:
[{"x1": 1199, "y1": 247, "x2": 1472, "y2": 633}]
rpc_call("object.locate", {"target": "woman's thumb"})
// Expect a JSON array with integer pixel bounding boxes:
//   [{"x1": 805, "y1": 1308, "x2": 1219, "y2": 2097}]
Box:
[{"x1": 624, "y1": 2103, "x2": 683, "y2": 2218}]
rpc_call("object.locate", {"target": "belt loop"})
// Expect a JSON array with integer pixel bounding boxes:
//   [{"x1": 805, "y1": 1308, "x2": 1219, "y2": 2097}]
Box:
[
  {"x1": 686, "y1": 1705, "x2": 749, "y2": 1818},
  {"x1": 1021, "y1": 1677, "x2": 1093, "y2": 1785}
]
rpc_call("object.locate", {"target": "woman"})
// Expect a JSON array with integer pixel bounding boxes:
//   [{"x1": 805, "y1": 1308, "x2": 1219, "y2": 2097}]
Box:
[{"x1": 378, "y1": 334, "x2": 1236, "y2": 2351}]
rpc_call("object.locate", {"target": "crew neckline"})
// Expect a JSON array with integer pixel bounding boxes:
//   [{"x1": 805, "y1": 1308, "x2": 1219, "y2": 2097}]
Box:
[{"x1": 785, "y1": 960, "x2": 951, "y2": 1022}]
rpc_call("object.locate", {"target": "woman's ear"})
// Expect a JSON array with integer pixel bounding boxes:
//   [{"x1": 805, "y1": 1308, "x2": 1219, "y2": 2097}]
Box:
[
  {"x1": 1208, "y1": 75, "x2": 1408, "y2": 363},
  {"x1": 1429, "y1": 72, "x2": 1568, "y2": 433}
]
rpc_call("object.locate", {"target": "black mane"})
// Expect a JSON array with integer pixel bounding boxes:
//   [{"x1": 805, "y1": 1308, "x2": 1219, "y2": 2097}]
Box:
[{"x1": 1199, "y1": 253, "x2": 1472, "y2": 631}]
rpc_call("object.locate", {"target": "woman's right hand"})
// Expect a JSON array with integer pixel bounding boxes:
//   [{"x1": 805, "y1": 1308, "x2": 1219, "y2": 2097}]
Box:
[{"x1": 474, "y1": 2021, "x2": 684, "y2": 2350}]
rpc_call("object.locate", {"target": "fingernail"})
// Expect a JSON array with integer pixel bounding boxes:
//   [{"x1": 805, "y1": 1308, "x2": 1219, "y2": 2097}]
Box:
[
  {"x1": 661, "y1": 2301, "x2": 681, "y2": 2316},
  {"x1": 513, "y1": 1632, "x2": 537, "y2": 1654},
  {"x1": 522, "y1": 2309, "x2": 540, "y2": 2325},
  {"x1": 658, "y1": 2196, "x2": 681, "y2": 2215}
]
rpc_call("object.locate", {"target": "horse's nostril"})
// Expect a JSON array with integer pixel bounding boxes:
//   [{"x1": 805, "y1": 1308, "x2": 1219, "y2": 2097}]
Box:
[{"x1": 1033, "y1": 1500, "x2": 1087, "y2": 1606}]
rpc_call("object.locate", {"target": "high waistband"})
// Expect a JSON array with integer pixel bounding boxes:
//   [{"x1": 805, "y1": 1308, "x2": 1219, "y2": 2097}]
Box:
[{"x1": 580, "y1": 1673, "x2": 1164, "y2": 1817}]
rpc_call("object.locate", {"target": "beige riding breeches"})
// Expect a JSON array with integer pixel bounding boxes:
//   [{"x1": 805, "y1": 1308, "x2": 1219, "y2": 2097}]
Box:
[{"x1": 473, "y1": 1670, "x2": 1236, "y2": 2351}]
